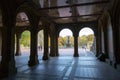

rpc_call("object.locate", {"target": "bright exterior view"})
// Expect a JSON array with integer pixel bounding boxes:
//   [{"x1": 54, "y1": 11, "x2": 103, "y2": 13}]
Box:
[{"x1": 19, "y1": 27, "x2": 94, "y2": 56}]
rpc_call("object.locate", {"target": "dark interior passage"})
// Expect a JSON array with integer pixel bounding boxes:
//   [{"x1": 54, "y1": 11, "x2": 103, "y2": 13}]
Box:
[{"x1": 0, "y1": 0, "x2": 120, "y2": 79}]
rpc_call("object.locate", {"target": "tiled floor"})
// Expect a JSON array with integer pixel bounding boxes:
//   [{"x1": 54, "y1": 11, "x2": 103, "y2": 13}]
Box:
[{"x1": 1, "y1": 49, "x2": 120, "y2": 80}]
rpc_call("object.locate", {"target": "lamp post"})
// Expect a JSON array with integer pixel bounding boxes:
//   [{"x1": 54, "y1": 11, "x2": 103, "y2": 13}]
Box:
[{"x1": 66, "y1": 36, "x2": 71, "y2": 47}]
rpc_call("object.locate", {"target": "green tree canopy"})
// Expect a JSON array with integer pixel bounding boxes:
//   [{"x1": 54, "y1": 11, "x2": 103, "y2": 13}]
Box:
[{"x1": 20, "y1": 31, "x2": 30, "y2": 47}]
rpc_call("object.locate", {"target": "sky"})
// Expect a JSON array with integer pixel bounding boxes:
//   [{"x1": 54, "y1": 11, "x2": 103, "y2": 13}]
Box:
[{"x1": 60, "y1": 28, "x2": 94, "y2": 37}]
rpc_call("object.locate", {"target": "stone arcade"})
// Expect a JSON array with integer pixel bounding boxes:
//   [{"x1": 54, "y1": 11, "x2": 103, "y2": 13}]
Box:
[{"x1": 0, "y1": 0, "x2": 120, "y2": 79}]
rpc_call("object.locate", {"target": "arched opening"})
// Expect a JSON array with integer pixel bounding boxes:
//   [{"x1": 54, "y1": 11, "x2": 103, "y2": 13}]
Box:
[
  {"x1": 79, "y1": 27, "x2": 95, "y2": 56},
  {"x1": 15, "y1": 12, "x2": 30, "y2": 56},
  {"x1": 38, "y1": 30, "x2": 44, "y2": 56},
  {"x1": 14, "y1": 30, "x2": 30, "y2": 69},
  {"x1": 58, "y1": 29, "x2": 73, "y2": 56},
  {"x1": 20, "y1": 30, "x2": 30, "y2": 55}
]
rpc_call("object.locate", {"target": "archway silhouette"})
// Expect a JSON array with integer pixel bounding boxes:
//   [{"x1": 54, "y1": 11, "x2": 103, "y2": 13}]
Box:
[
  {"x1": 20, "y1": 30, "x2": 30, "y2": 55},
  {"x1": 58, "y1": 29, "x2": 74, "y2": 56},
  {"x1": 15, "y1": 12, "x2": 30, "y2": 55},
  {"x1": 78, "y1": 27, "x2": 95, "y2": 56}
]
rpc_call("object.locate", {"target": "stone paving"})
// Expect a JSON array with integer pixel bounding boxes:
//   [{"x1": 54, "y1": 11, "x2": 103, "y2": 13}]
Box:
[{"x1": 1, "y1": 48, "x2": 120, "y2": 80}]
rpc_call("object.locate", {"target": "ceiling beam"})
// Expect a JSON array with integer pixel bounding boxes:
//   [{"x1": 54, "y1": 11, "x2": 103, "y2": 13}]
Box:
[
  {"x1": 39, "y1": 0, "x2": 110, "y2": 10},
  {"x1": 42, "y1": 13, "x2": 102, "y2": 19}
]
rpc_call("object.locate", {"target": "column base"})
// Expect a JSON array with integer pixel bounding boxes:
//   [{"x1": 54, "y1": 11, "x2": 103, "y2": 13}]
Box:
[
  {"x1": 42, "y1": 56, "x2": 49, "y2": 60},
  {"x1": 15, "y1": 53, "x2": 21, "y2": 56},
  {"x1": 28, "y1": 59, "x2": 39, "y2": 67},
  {"x1": 74, "y1": 54, "x2": 79, "y2": 57},
  {"x1": 0, "y1": 62, "x2": 17, "y2": 79},
  {"x1": 56, "y1": 53, "x2": 59, "y2": 57},
  {"x1": 114, "y1": 62, "x2": 117, "y2": 69},
  {"x1": 49, "y1": 53, "x2": 56, "y2": 57}
]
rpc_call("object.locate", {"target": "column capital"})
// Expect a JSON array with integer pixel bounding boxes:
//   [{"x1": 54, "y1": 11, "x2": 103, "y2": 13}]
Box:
[{"x1": 73, "y1": 34, "x2": 79, "y2": 38}]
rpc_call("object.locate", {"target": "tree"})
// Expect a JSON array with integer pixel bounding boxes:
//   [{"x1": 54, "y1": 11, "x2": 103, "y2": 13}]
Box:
[
  {"x1": 87, "y1": 34, "x2": 94, "y2": 48},
  {"x1": 20, "y1": 31, "x2": 30, "y2": 47},
  {"x1": 87, "y1": 34, "x2": 94, "y2": 42},
  {"x1": 79, "y1": 35, "x2": 88, "y2": 47},
  {"x1": 70, "y1": 36, "x2": 74, "y2": 47},
  {"x1": 78, "y1": 34, "x2": 94, "y2": 49},
  {"x1": 58, "y1": 36, "x2": 65, "y2": 47}
]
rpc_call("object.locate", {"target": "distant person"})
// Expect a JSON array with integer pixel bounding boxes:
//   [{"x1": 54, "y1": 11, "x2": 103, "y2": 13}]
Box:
[
  {"x1": 38, "y1": 45, "x2": 42, "y2": 50},
  {"x1": 38, "y1": 46, "x2": 40, "y2": 51},
  {"x1": 40, "y1": 46, "x2": 42, "y2": 51}
]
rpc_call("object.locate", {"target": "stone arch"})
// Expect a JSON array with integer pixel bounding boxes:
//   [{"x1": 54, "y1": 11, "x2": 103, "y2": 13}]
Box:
[
  {"x1": 15, "y1": 1, "x2": 41, "y2": 25},
  {"x1": 78, "y1": 26, "x2": 96, "y2": 36},
  {"x1": 110, "y1": 1, "x2": 120, "y2": 65},
  {"x1": 15, "y1": 7, "x2": 31, "y2": 56},
  {"x1": 15, "y1": 10, "x2": 31, "y2": 34},
  {"x1": 16, "y1": 5, "x2": 33, "y2": 24},
  {"x1": 16, "y1": 1, "x2": 41, "y2": 15},
  {"x1": 15, "y1": 12, "x2": 30, "y2": 28},
  {"x1": 79, "y1": 27, "x2": 94, "y2": 35},
  {"x1": 59, "y1": 28, "x2": 73, "y2": 37},
  {"x1": 58, "y1": 28, "x2": 74, "y2": 56},
  {"x1": 58, "y1": 27, "x2": 74, "y2": 37},
  {"x1": 78, "y1": 27, "x2": 95, "y2": 51},
  {"x1": 101, "y1": 11, "x2": 115, "y2": 64},
  {"x1": 20, "y1": 30, "x2": 31, "y2": 55}
]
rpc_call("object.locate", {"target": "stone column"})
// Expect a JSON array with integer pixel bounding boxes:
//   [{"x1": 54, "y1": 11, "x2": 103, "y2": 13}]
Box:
[
  {"x1": 0, "y1": 11, "x2": 17, "y2": 78},
  {"x1": 73, "y1": 34, "x2": 79, "y2": 57},
  {"x1": 15, "y1": 33, "x2": 21, "y2": 56},
  {"x1": 112, "y1": 22, "x2": 120, "y2": 67},
  {"x1": 55, "y1": 35, "x2": 59, "y2": 56},
  {"x1": 95, "y1": 34, "x2": 99, "y2": 57},
  {"x1": 42, "y1": 25, "x2": 49, "y2": 60},
  {"x1": 95, "y1": 22, "x2": 102, "y2": 57},
  {"x1": 50, "y1": 35, "x2": 56, "y2": 57},
  {"x1": 98, "y1": 22, "x2": 102, "y2": 53},
  {"x1": 28, "y1": 18, "x2": 39, "y2": 66},
  {"x1": 112, "y1": 9, "x2": 120, "y2": 66},
  {"x1": 103, "y1": 27, "x2": 109, "y2": 58},
  {"x1": 49, "y1": 24, "x2": 58, "y2": 57}
]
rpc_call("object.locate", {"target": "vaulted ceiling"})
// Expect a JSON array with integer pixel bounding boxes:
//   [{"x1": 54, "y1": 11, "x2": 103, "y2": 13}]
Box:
[
  {"x1": 0, "y1": 0, "x2": 111, "y2": 26},
  {"x1": 35, "y1": 0, "x2": 110, "y2": 24}
]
